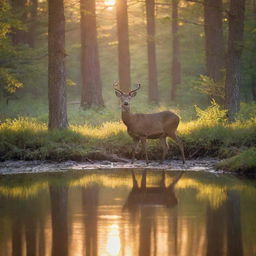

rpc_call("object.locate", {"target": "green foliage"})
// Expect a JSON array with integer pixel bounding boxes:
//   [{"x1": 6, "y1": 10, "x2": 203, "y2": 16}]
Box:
[
  {"x1": 194, "y1": 99, "x2": 227, "y2": 124},
  {"x1": 217, "y1": 147, "x2": 256, "y2": 173},
  {"x1": 194, "y1": 75, "x2": 225, "y2": 100},
  {"x1": 0, "y1": 68, "x2": 23, "y2": 94},
  {"x1": 0, "y1": 105, "x2": 255, "y2": 162},
  {"x1": 236, "y1": 102, "x2": 256, "y2": 121}
]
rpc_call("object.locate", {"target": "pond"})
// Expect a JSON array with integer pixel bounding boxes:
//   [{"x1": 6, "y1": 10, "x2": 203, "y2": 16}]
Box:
[{"x1": 0, "y1": 169, "x2": 255, "y2": 256}]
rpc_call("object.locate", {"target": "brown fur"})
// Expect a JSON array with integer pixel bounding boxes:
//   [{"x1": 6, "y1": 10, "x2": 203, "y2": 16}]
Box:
[{"x1": 114, "y1": 85, "x2": 185, "y2": 164}]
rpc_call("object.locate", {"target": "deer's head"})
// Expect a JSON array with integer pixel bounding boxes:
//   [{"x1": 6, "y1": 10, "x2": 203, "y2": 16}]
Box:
[{"x1": 113, "y1": 81, "x2": 141, "y2": 111}]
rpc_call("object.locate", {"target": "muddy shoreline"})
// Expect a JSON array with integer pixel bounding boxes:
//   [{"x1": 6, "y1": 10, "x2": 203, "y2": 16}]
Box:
[{"x1": 0, "y1": 158, "x2": 220, "y2": 175}]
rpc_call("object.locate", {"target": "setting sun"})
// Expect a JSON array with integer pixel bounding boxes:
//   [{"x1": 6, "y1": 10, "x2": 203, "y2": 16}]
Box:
[{"x1": 104, "y1": 0, "x2": 116, "y2": 10}]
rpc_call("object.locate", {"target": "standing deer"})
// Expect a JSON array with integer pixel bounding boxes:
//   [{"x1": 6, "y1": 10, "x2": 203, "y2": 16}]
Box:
[{"x1": 113, "y1": 81, "x2": 185, "y2": 164}]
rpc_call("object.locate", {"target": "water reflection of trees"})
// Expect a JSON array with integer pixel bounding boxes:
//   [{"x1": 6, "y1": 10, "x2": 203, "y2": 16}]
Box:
[
  {"x1": 82, "y1": 184, "x2": 99, "y2": 256},
  {"x1": 0, "y1": 170, "x2": 255, "y2": 256},
  {"x1": 0, "y1": 190, "x2": 49, "y2": 256},
  {"x1": 50, "y1": 185, "x2": 69, "y2": 256},
  {"x1": 124, "y1": 170, "x2": 183, "y2": 256},
  {"x1": 206, "y1": 190, "x2": 244, "y2": 256}
]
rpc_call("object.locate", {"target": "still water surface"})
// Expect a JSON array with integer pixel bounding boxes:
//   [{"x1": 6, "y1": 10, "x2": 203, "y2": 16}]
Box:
[{"x1": 0, "y1": 169, "x2": 255, "y2": 256}]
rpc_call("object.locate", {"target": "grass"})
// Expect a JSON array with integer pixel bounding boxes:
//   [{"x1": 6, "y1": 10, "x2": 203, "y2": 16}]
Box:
[
  {"x1": 216, "y1": 147, "x2": 256, "y2": 174},
  {"x1": 0, "y1": 100, "x2": 256, "y2": 174}
]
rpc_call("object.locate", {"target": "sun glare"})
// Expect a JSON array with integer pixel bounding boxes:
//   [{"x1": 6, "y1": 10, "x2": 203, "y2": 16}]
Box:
[
  {"x1": 104, "y1": 0, "x2": 116, "y2": 10},
  {"x1": 106, "y1": 224, "x2": 121, "y2": 256}
]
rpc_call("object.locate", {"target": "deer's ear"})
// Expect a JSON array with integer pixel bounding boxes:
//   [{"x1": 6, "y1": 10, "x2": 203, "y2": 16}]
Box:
[
  {"x1": 115, "y1": 90, "x2": 122, "y2": 98},
  {"x1": 129, "y1": 91, "x2": 137, "y2": 97}
]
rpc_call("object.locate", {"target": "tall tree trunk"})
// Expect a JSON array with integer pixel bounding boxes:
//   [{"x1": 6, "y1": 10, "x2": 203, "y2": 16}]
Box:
[
  {"x1": 204, "y1": 0, "x2": 224, "y2": 103},
  {"x1": 171, "y1": 0, "x2": 181, "y2": 101},
  {"x1": 225, "y1": 0, "x2": 245, "y2": 122},
  {"x1": 116, "y1": 0, "x2": 131, "y2": 92},
  {"x1": 27, "y1": 0, "x2": 38, "y2": 48},
  {"x1": 251, "y1": 0, "x2": 256, "y2": 101},
  {"x1": 80, "y1": 0, "x2": 104, "y2": 108},
  {"x1": 11, "y1": 0, "x2": 28, "y2": 45},
  {"x1": 146, "y1": 0, "x2": 158, "y2": 103},
  {"x1": 48, "y1": 0, "x2": 68, "y2": 129}
]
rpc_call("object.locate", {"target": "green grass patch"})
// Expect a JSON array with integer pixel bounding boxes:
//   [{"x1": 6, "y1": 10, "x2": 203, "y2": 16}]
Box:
[
  {"x1": 0, "y1": 102, "x2": 256, "y2": 167},
  {"x1": 216, "y1": 147, "x2": 256, "y2": 174}
]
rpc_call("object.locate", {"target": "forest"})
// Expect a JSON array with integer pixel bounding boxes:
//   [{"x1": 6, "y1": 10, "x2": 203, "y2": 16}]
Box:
[{"x1": 0, "y1": 0, "x2": 256, "y2": 173}]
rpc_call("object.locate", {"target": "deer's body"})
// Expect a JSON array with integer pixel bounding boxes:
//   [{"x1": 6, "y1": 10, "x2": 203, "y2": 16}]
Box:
[
  {"x1": 114, "y1": 82, "x2": 185, "y2": 164},
  {"x1": 122, "y1": 110, "x2": 179, "y2": 139}
]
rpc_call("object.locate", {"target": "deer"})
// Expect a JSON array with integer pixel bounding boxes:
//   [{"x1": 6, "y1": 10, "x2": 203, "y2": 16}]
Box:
[
  {"x1": 123, "y1": 170, "x2": 184, "y2": 210},
  {"x1": 113, "y1": 81, "x2": 185, "y2": 164}
]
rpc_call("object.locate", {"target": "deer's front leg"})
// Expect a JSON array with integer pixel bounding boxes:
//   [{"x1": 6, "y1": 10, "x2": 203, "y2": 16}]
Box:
[
  {"x1": 132, "y1": 138, "x2": 140, "y2": 164},
  {"x1": 141, "y1": 138, "x2": 149, "y2": 164},
  {"x1": 160, "y1": 137, "x2": 169, "y2": 164}
]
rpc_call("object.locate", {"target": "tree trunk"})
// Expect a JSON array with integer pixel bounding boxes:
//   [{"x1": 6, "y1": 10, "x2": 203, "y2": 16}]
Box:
[
  {"x1": 225, "y1": 0, "x2": 245, "y2": 122},
  {"x1": 171, "y1": 0, "x2": 181, "y2": 101},
  {"x1": 48, "y1": 0, "x2": 68, "y2": 129},
  {"x1": 11, "y1": 0, "x2": 28, "y2": 45},
  {"x1": 80, "y1": 0, "x2": 104, "y2": 108},
  {"x1": 146, "y1": 0, "x2": 158, "y2": 103},
  {"x1": 27, "y1": 0, "x2": 38, "y2": 48},
  {"x1": 204, "y1": 0, "x2": 224, "y2": 103},
  {"x1": 251, "y1": 0, "x2": 256, "y2": 101},
  {"x1": 116, "y1": 0, "x2": 131, "y2": 92}
]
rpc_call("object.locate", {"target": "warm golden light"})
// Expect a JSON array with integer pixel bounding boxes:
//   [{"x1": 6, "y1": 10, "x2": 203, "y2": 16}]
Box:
[
  {"x1": 106, "y1": 224, "x2": 121, "y2": 256},
  {"x1": 104, "y1": 0, "x2": 116, "y2": 10}
]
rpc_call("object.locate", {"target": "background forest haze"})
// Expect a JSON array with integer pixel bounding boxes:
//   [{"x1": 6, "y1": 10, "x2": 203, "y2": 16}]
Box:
[{"x1": 1, "y1": 0, "x2": 255, "y2": 123}]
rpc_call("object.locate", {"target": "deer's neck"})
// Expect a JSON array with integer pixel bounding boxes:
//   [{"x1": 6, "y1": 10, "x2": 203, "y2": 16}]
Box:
[{"x1": 121, "y1": 109, "x2": 133, "y2": 127}]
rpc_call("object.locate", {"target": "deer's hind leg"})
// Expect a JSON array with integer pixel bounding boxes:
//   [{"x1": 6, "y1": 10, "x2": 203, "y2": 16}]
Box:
[
  {"x1": 160, "y1": 137, "x2": 169, "y2": 164},
  {"x1": 168, "y1": 132, "x2": 185, "y2": 164}
]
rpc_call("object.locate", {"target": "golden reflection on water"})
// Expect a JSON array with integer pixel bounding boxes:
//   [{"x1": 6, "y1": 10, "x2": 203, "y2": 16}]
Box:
[
  {"x1": 0, "y1": 170, "x2": 256, "y2": 256},
  {"x1": 105, "y1": 224, "x2": 121, "y2": 256}
]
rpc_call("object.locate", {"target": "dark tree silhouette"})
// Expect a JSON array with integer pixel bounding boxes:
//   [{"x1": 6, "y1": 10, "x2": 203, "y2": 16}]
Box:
[
  {"x1": 50, "y1": 186, "x2": 69, "y2": 256},
  {"x1": 251, "y1": 0, "x2": 256, "y2": 100},
  {"x1": 80, "y1": 0, "x2": 104, "y2": 107},
  {"x1": 27, "y1": 0, "x2": 38, "y2": 48},
  {"x1": 10, "y1": 0, "x2": 28, "y2": 45},
  {"x1": 116, "y1": 0, "x2": 131, "y2": 92},
  {"x1": 171, "y1": 0, "x2": 181, "y2": 101},
  {"x1": 146, "y1": 0, "x2": 158, "y2": 103},
  {"x1": 204, "y1": 0, "x2": 224, "y2": 102},
  {"x1": 10, "y1": 0, "x2": 38, "y2": 47},
  {"x1": 225, "y1": 0, "x2": 245, "y2": 121},
  {"x1": 206, "y1": 203, "x2": 225, "y2": 256},
  {"x1": 48, "y1": 0, "x2": 68, "y2": 129},
  {"x1": 82, "y1": 185, "x2": 99, "y2": 255},
  {"x1": 226, "y1": 191, "x2": 243, "y2": 256}
]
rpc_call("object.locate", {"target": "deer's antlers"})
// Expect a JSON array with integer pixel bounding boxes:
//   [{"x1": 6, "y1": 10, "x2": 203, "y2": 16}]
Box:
[
  {"x1": 113, "y1": 81, "x2": 141, "y2": 95},
  {"x1": 129, "y1": 83, "x2": 141, "y2": 95},
  {"x1": 113, "y1": 81, "x2": 123, "y2": 94}
]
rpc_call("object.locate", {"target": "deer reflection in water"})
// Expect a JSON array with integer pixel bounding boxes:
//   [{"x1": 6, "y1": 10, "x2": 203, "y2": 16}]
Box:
[
  {"x1": 123, "y1": 170, "x2": 183, "y2": 256},
  {"x1": 124, "y1": 170, "x2": 183, "y2": 211}
]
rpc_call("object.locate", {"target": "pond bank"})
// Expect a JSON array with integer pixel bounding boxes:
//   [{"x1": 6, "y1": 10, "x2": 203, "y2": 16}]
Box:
[
  {"x1": 0, "y1": 158, "x2": 219, "y2": 175},
  {"x1": 0, "y1": 117, "x2": 255, "y2": 176}
]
